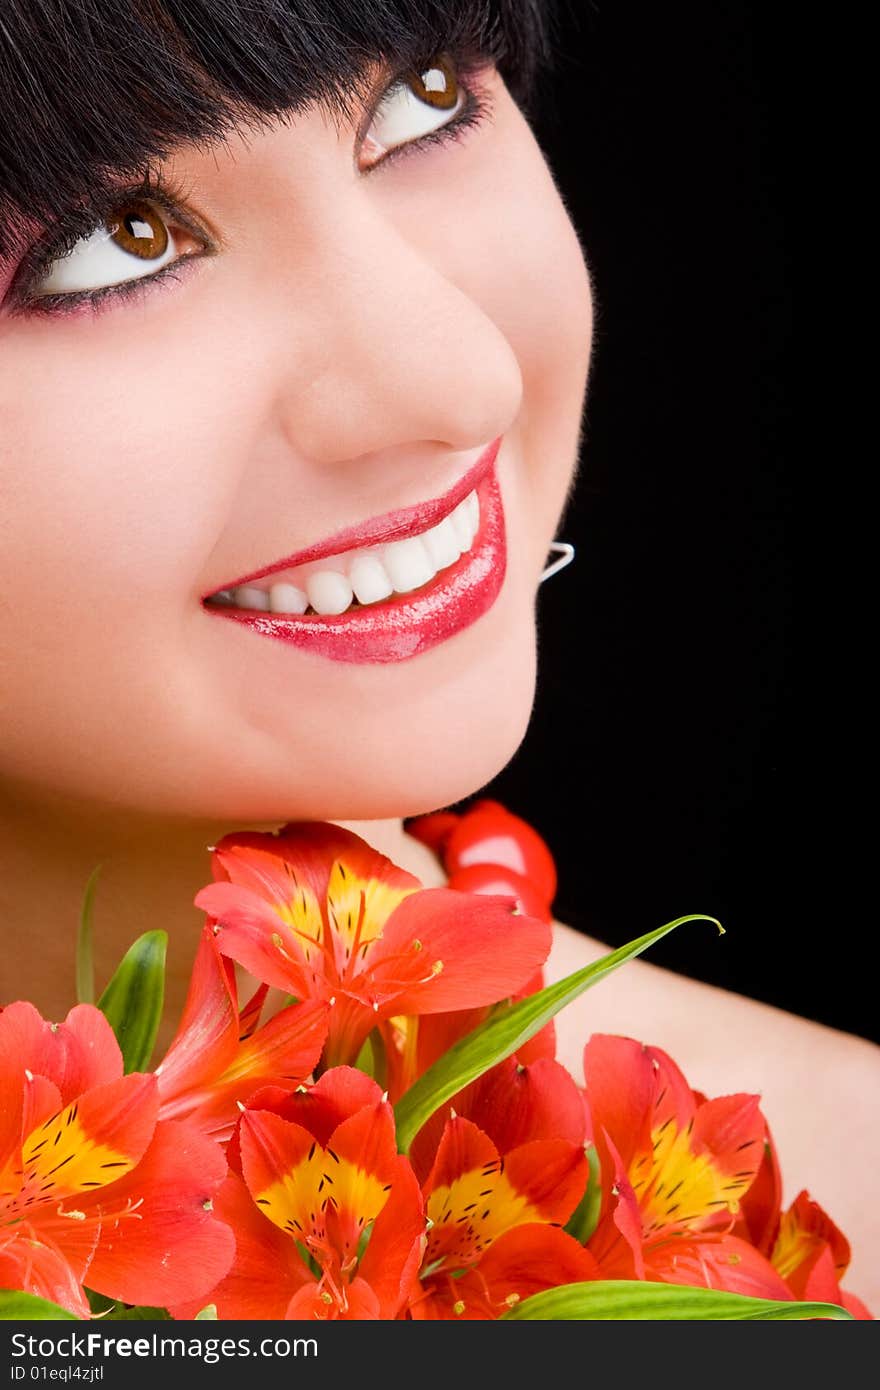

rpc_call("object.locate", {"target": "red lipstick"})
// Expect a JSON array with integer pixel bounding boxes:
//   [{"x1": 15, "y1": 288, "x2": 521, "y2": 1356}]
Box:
[{"x1": 204, "y1": 438, "x2": 506, "y2": 664}]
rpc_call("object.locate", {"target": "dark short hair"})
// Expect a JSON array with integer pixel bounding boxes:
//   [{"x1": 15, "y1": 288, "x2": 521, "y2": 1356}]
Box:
[{"x1": 0, "y1": 0, "x2": 553, "y2": 262}]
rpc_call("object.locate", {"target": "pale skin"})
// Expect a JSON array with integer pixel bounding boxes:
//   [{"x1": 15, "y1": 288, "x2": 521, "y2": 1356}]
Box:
[{"x1": 0, "y1": 62, "x2": 876, "y2": 1309}]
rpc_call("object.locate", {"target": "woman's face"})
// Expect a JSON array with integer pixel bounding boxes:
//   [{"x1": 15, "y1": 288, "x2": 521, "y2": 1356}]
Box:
[{"x1": 0, "y1": 60, "x2": 592, "y2": 822}]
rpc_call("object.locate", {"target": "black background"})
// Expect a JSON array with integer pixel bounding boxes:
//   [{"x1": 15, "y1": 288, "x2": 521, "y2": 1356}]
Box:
[{"x1": 476, "y1": 5, "x2": 841, "y2": 1036}]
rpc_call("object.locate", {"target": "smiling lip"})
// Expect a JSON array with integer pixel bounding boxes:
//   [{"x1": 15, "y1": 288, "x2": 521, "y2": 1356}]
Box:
[
  {"x1": 203, "y1": 437, "x2": 506, "y2": 664},
  {"x1": 208, "y1": 437, "x2": 502, "y2": 593}
]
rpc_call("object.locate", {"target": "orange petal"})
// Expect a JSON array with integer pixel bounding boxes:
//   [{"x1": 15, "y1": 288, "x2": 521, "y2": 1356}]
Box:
[
  {"x1": 734, "y1": 1118, "x2": 783, "y2": 1255},
  {"x1": 285, "y1": 1275, "x2": 381, "y2": 1320},
  {"x1": 240, "y1": 1101, "x2": 396, "y2": 1257},
  {"x1": 772, "y1": 1190, "x2": 851, "y2": 1298},
  {"x1": 0, "y1": 1238, "x2": 92, "y2": 1320},
  {"x1": 582, "y1": 1035, "x2": 660, "y2": 1216},
  {"x1": 17, "y1": 1074, "x2": 157, "y2": 1207},
  {"x1": 423, "y1": 1119, "x2": 586, "y2": 1270},
  {"x1": 691, "y1": 1092, "x2": 765, "y2": 1187},
  {"x1": 75, "y1": 1118, "x2": 234, "y2": 1308},
  {"x1": 166, "y1": 1000, "x2": 329, "y2": 1135},
  {"x1": 48, "y1": 1006, "x2": 125, "y2": 1101},
  {"x1": 168, "y1": 1173, "x2": 309, "y2": 1320},
  {"x1": 369, "y1": 889, "x2": 552, "y2": 1013},
  {"x1": 645, "y1": 1233, "x2": 794, "y2": 1298},
  {"x1": 409, "y1": 1056, "x2": 587, "y2": 1186},
  {"x1": 233, "y1": 1066, "x2": 384, "y2": 1160},
  {"x1": 210, "y1": 824, "x2": 420, "y2": 970},
  {"x1": 423, "y1": 1115, "x2": 498, "y2": 1197},
  {"x1": 476, "y1": 1223, "x2": 601, "y2": 1312},
  {"x1": 356, "y1": 1155, "x2": 425, "y2": 1319},
  {"x1": 414, "y1": 1226, "x2": 599, "y2": 1320},
  {"x1": 224, "y1": 997, "x2": 327, "y2": 1087},
  {"x1": 323, "y1": 854, "x2": 418, "y2": 976},
  {"x1": 636, "y1": 1093, "x2": 765, "y2": 1243},
  {"x1": 587, "y1": 1130, "x2": 646, "y2": 1280},
  {"x1": 0, "y1": 1002, "x2": 121, "y2": 1173},
  {"x1": 239, "y1": 1109, "x2": 319, "y2": 1237},
  {"x1": 154, "y1": 926, "x2": 239, "y2": 1106},
  {"x1": 464, "y1": 1057, "x2": 588, "y2": 1154},
  {"x1": 325, "y1": 1100, "x2": 399, "y2": 1211},
  {"x1": 503, "y1": 1140, "x2": 589, "y2": 1225},
  {"x1": 196, "y1": 881, "x2": 313, "y2": 996}
]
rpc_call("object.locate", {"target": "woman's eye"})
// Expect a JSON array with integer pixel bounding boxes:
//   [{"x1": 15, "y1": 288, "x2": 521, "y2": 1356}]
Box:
[
  {"x1": 31, "y1": 199, "x2": 193, "y2": 298},
  {"x1": 361, "y1": 56, "x2": 466, "y2": 167}
]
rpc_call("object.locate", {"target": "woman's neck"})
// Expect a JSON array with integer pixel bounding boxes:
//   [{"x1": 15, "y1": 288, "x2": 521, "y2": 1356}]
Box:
[{"x1": 0, "y1": 796, "x2": 446, "y2": 1045}]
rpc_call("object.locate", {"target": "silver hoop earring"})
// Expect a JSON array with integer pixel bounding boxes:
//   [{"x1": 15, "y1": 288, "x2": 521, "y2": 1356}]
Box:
[{"x1": 539, "y1": 541, "x2": 576, "y2": 584}]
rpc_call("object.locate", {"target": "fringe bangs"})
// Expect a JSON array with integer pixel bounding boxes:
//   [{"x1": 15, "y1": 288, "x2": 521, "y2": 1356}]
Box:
[{"x1": 0, "y1": 0, "x2": 553, "y2": 261}]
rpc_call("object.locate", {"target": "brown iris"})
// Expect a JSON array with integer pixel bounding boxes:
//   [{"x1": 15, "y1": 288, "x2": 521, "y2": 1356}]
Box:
[
  {"x1": 408, "y1": 56, "x2": 460, "y2": 111},
  {"x1": 106, "y1": 200, "x2": 168, "y2": 260}
]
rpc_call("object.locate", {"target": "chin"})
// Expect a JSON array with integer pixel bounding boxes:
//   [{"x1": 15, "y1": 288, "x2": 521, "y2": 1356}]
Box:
[
  {"x1": 189, "y1": 614, "x2": 540, "y2": 826},
  {"x1": 332, "y1": 648, "x2": 538, "y2": 821}
]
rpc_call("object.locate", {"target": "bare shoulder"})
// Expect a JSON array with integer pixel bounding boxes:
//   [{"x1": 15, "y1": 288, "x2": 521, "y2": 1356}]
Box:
[
  {"x1": 547, "y1": 920, "x2": 880, "y2": 1310},
  {"x1": 547, "y1": 922, "x2": 878, "y2": 1094}
]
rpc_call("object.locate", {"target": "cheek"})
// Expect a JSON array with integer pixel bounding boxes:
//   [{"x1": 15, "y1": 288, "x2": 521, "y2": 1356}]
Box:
[
  {"x1": 1, "y1": 318, "x2": 232, "y2": 607},
  {"x1": 0, "y1": 300, "x2": 256, "y2": 791}
]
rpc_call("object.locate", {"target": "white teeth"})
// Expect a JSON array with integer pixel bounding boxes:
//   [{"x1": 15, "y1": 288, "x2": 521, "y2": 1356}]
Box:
[
  {"x1": 422, "y1": 514, "x2": 461, "y2": 571},
  {"x1": 306, "y1": 570, "x2": 354, "y2": 616},
  {"x1": 219, "y1": 487, "x2": 481, "y2": 617},
  {"x1": 269, "y1": 582, "x2": 309, "y2": 614},
  {"x1": 349, "y1": 552, "x2": 394, "y2": 605},
  {"x1": 383, "y1": 536, "x2": 435, "y2": 593},
  {"x1": 450, "y1": 496, "x2": 476, "y2": 553},
  {"x1": 234, "y1": 585, "x2": 270, "y2": 611}
]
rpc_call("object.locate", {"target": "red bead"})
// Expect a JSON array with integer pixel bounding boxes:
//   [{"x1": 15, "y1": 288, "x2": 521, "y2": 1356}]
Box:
[
  {"x1": 446, "y1": 863, "x2": 553, "y2": 923},
  {"x1": 445, "y1": 799, "x2": 558, "y2": 904},
  {"x1": 404, "y1": 811, "x2": 460, "y2": 856}
]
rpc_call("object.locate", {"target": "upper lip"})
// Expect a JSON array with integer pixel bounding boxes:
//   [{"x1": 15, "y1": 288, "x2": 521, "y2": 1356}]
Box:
[{"x1": 205, "y1": 437, "x2": 502, "y2": 596}]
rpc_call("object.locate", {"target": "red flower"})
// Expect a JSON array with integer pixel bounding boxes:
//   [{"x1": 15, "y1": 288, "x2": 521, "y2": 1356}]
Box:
[
  {"x1": 582, "y1": 1034, "x2": 786, "y2": 1294},
  {"x1": 768, "y1": 1192, "x2": 872, "y2": 1319},
  {"x1": 410, "y1": 1114, "x2": 597, "y2": 1319},
  {"x1": 172, "y1": 1069, "x2": 425, "y2": 1320},
  {"x1": 408, "y1": 1055, "x2": 589, "y2": 1183},
  {"x1": 155, "y1": 925, "x2": 328, "y2": 1139},
  {"x1": 0, "y1": 1002, "x2": 233, "y2": 1318},
  {"x1": 196, "y1": 822, "x2": 551, "y2": 1067},
  {"x1": 408, "y1": 1058, "x2": 597, "y2": 1319}
]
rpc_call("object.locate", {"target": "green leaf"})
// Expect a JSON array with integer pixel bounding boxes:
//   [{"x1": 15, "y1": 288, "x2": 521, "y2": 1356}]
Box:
[
  {"x1": 85, "y1": 1288, "x2": 171, "y2": 1321},
  {"x1": 100, "y1": 1304, "x2": 171, "y2": 1321},
  {"x1": 86, "y1": 1289, "x2": 115, "y2": 1316},
  {"x1": 352, "y1": 1028, "x2": 387, "y2": 1088},
  {"x1": 195, "y1": 1305, "x2": 218, "y2": 1320},
  {"x1": 564, "y1": 1143, "x2": 602, "y2": 1244},
  {"x1": 394, "y1": 915, "x2": 719, "y2": 1152},
  {"x1": 0, "y1": 1290, "x2": 78, "y2": 1320},
  {"x1": 501, "y1": 1281, "x2": 853, "y2": 1320},
  {"x1": 97, "y1": 930, "x2": 167, "y2": 1073},
  {"x1": 76, "y1": 864, "x2": 102, "y2": 1005},
  {"x1": 353, "y1": 1035, "x2": 375, "y2": 1077}
]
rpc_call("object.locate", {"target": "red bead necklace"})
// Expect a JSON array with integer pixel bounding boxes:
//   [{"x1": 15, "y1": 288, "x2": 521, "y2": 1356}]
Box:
[{"x1": 405, "y1": 799, "x2": 557, "y2": 924}]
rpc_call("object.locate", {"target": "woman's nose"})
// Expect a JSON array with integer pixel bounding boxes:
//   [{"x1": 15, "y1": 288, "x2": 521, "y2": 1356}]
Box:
[{"x1": 265, "y1": 198, "x2": 523, "y2": 464}]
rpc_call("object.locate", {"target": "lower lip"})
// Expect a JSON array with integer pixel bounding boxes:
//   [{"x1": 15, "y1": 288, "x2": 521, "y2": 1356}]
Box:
[{"x1": 205, "y1": 465, "x2": 507, "y2": 664}]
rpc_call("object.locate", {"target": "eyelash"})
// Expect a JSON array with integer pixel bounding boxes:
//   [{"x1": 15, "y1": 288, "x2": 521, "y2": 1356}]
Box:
[{"x1": 8, "y1": 65, "x2": 495, "y2": 321}]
